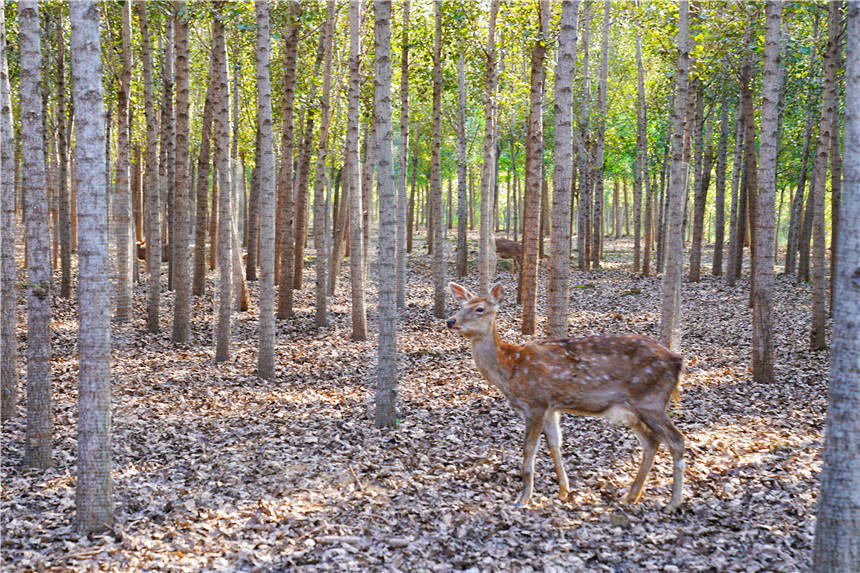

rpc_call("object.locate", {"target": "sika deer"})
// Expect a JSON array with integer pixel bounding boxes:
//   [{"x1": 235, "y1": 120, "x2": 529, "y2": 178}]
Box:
[
  {"x1": 446, "y1": 282, "x2": 685, "y2": 510},
  {"x1": 494, "y1": 238, "x2": 522, "y2": 274}
]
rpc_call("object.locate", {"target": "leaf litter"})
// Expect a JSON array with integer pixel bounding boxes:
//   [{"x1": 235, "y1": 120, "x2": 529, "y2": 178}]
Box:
[{"x1": 1, "y1": 237, "x2": 829, "y2": 572}]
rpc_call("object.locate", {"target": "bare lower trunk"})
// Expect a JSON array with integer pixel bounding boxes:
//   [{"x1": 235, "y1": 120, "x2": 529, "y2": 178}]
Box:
[
  {"x1": 172, "y1": 0, "x2": 191, "y2": 344},
  {"x1": 213, "y1": 10, "x2": 232, "y2": 362},
  {"x1": 430, "y1": 0, "x2": 446, "y2": 318}
]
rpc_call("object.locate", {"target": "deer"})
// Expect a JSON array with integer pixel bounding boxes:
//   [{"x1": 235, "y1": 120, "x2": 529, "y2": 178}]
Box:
[
  {"x1": 446, "y1": 282, "x2": 685, "y2": 510},
  {"x1": 494, "y1": 238, "x2": 522, "y2": 274}
]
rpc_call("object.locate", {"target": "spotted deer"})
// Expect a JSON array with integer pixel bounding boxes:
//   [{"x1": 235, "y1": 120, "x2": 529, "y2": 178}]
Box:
[{"x1": 446, "y1": 282, "x2": 685, "y2": 510}]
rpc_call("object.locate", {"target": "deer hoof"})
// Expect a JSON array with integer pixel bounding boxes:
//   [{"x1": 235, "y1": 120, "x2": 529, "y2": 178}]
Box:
[{"x1": 558, "y1": 489, "x2": 569, "y2": 501}]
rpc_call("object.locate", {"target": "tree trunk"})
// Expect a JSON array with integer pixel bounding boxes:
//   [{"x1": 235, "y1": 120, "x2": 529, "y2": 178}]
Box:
[
  {"x1": 396, "y1": 0, "x2": 410, "y2": 310},
  {"x1": 785, "y1": 15, "x2": 819, "y2": 277},
  {"x1": 811, "y1": 1, "x2": 840, "y2": 351},
  {"x1": 688, "y1": 84, "x2": 708, "y2": 282},
  {"x1": 69, "y1": 0, "x2": 113, "y2": 532},
  {"x1": 361, "y1": 117, "x2": 376, "y2": 276},
  {"x1": 247, "y1": 138, "x2": 260, "y2": 281},
  {"x1": 520, "y1": 0, "x2": 548, "y2": 335},
  {"x1": 193, "y1": 57, "x2": 214, "y2": 297},
  {"x1": 138, "y1": 2, "x2": 161, "y2": 334},
  {"x1": 829, "y1": 99, "x2": 843, "y2": 314},
  {"x1": 277, "y1": 0, "x2": 300, "y2": 319},
  {"x1": 160, "y1": 19, "x2": 175, "y2": 292},
  {"x1": 19, "y1": 0, "x2": 53, "y2": 469},
  {"x1": 712, "y1": 98, "x2": 729, "y2": 276},
  {"x1": 406, "y1": 140, "x2": 417, "y2": 254},
  {"x1": 172, "y1": 0, "x2": 191, "y2": 344},
  {"x1": 751, "y1": 2, "x2": 781, "y2": 383},
  {"x1": 726, "y1": 98, "x2": 744, "y2": 286},
  {"x1": 633, "y1": 28, "x2": 647, "y2": 273},
  {"x1": 293, "y1": 29, "x2": 327, "y2": 291},
  {"x1": 313, "y1": 0, "x2": 335, "y2": 328},
  {"x1": 255, "y1": 0, "x2": 276, "y2": 379},
  {"x1": 430, "y1": 0, "x2": 446, "y2": 318},
  {"x1": 478, "y1": 1, "x2": 499, "y2": 293},
  {"x1": 0, "y1": 1, "x2": 18, "y2": 422},
  {"x1": 456, "y1": 46, "x2": 468, "y2": 279},
  {"x1": 346, "y1": 0, "x2": 366, "y2": 340},
  {"x1": 54, "y1": 11, "x2": 72, "y2": 299},
  {"x1": 213, "y1": 9, "x2": 232, "y2": 362},
  {"x1": 812, "y1": 6, "x2": 860, "y2": 566},
  {"x1": 590, "y1": 0, "x2": 610, "y2": 270},
  {"x1": 111, "y1": 1, "x2": 132, "y2": 320},
  {"x1": 576, "y1": 1, "x2": 591, "y2": 271},
  {"x1": 374, "y1": 0, "x2": 399, "y2": 429},
  {"x1": 547, "y1": 0, "x2": 578, "y2": 339},
  {"x1": 330, "y1": 167, "x2": 348, "y2": 294},
  {"x1": 659, "y1": 0, "x2": 690, "y2": 350}
]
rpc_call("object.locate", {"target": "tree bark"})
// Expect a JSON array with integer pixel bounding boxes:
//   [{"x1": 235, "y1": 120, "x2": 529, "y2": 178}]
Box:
[
  {"x1": 430, "y1": 0, "x2": 446, "y2": 318},
  {"x1": 547, "y1": 0, "x2": 578, "y2": 338},
  {"x1": 277, "y1": 1, "x2": 300, "y2": 319},
  {"x1": 712, "y1": 98, "x2": 729, "y2": 276},
  {"x1": 811, "y1": 1, "x2": 840, "y2": 350},
  {"x1": 193, "y1": 57, "x2": 214, "y2": 297},
  {"x1": 160, "y1": 18, "x2": 175, "y2": 292},
  {"x1": 689, "y1": 84, "x2": 708, "y2": 283},
  {"x1": 812, "y1": 5, "x2": 860, "y2": 567},
  {"x1": 520, "y1": 0, "x2": 548, "y2": 335},
  {"x1": 19, "y1": 0, "x2": 53, "y2": 469},
  {"x1": 172, "y1": 0, "x2": 191, "y2": 344},
  {"x1": 55, "y1": 11, "x2": 72, "y2": 299},
  {"x1": 0, "y1": 1, "x2": 18, "y2": 422},
  {"x1": 659, "y1": 0, "x2": 690, "y2": 350},
  {"x1": 346, "y1": 0, "x2": 366, "y2": 341},
  {"x1": 213, "y1": 9, "x2": 232, "y2": 362},
  {"x1": 633, "y1": 28, "x2": 647, "y2": 274},
  {"x1": 374, "y1": 0, "x2": 399, "y2": 428},
  {"x1": 456, "y1": 46, "x2": 468, "y2": 279},
  {"x1": 726, "y1": 98, "x2": 744, "y2": 286},
  {"x1": 576, "y1": 1, "x2": 592, "y2": 271},
  {"x1": 590, "y1": 0, "x2": 610, "y2": 269},
  {"x1": 255, "y1": 0, "x2": 276, "y2": 380},
  {"x1": 478, "y1": 1, "x2": 499, "y2": 293},
  {"x1": 111, "y1": 1, "x2": 132, "y2": 321},
  {"x1": 396, "y1": 0, "x2": 410, "y2": 310},
  {"x1": 139, "y1": 2, "x2": 161, "y2": 333},
  {"x1": 751, "y1": 2, "x2": 781, "y2": 383},
  {"x1": 70, "y1": 0, "x2": 113, "y2": 532},
  {"x1": 312, "y1": 0, "x2": 335, "y2": 328}
]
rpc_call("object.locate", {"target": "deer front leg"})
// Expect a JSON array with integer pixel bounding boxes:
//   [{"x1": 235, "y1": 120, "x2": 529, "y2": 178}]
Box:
[
  {"x1": 516, "y1": 413, "x2": 545, "y2": 506},
  {"x1": 543, "y1": 410, "x2": 570, "y2": 500}
]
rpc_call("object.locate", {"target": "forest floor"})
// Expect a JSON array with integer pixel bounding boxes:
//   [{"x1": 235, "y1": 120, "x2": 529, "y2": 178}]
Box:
[{"x1": 1, "y1": 235, "x2": 830, "y2": 572}]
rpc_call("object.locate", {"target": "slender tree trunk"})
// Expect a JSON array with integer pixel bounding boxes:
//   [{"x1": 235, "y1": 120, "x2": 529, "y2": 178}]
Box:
[
  {"x1": 139, "y1": 2, "x2": 161, "y2": 333},
  {"x1": 374, "y1": 0, "x2": 398, "y2": 428},
  {"x1": 213, "y1": 10, "x2": 232, "y2": 362},
  {"x1": 312, "y1": 0, "x2": 335, "y2": 328},
  {"x1": 478, "y1": 1, "x2": 499, "y2": 293},
  {"x1": 346, "y1": 0, "x2": 366, "y2": 340},
  {"x1": 430, "y1": 0, "x2": 446, "y2": 317},
  {"x1": 688, "y1": 84, "x2": 707, "y2": 282},
  {"x1": 293, "y1": 30, "x2": 327, "y2": 291},
  {"x1": 396, "y1": 0, "x2": 410, "y2": 309},
  {"x1": 751, "y1": 2, "x2": 781, "y2": 383},
  {"x1": 193, "y1": 57, "x2": 214, "y2": 297},
  {"x1": 70, "y1": 0, "x2": 113, "y2": 532},
  {"x1": 520, "y1": 0, "x2": 548, "y2": 335},
  {"x1": 172, "y1": 0, "x2": 191, "y2": 343},
  {"x1": 829, "y1": 106, "x2": 842, "y2": 313},
  {"x1": 19, "y1": 0, "x2": 53, "y2": 469},
  {"x1": 0, "y1": 2, "x2": 18, "y2": 422},
  {"x1": 406, "y1": 140, "x2": 417, "y2": 254},
  {"x1": 811, "y1": 1, "x2": 840, "y2": 350},
  {"x1": 633, "y1": 28, "x2": 647, "y2": 273},
  {"x1": 255, "y1": 0, "x2": 276, "y2": 379},
  {"x1": 247, "y1": 138, "x2": 260, "y2": 281},
  {"x1": 456, "y1": 46, "x2": 468, "y2": 279},
  {"x1": 361, "y1": 117, "x2": 376, "y2": 276},
  {"x1": 330, "y1": 167, "x2": 348, "y2": 294},
  {"x1": 785, "y1": 15, "x2": 819, "y2": 277},
  {"x1": 160, "y1": 19, "x2": 175, "y2": 292},
  {"x1": 812, "y1": 6, "x2": 860, "y2": 567},
  {"x1": 54, "y1": 11, "x2": 72, "y2": 299},
  {"x1": 713, "y1": 98, "x2": 729, "y2": 276},
  {"x1": 659, "y1": 0, "x2": 690, "y2": 350},
  {"x1": 726, "y1": 99, "x2": 744, "y2": 286},
  {"x1": 590, "y1": 0, "x2": 610, "y2": 270},
  {"x1": 111, "y1": 1, "x2": 132, "y2": 321},
  {"x1": 547, "y1": 0, "x2": 578, "y2": 339},
  {"x1": 277, "y1": 1, "x2": 300, "y2": 319},
  {"x1": 576, "y1": 1, "x2": 592, "y2": 271}
]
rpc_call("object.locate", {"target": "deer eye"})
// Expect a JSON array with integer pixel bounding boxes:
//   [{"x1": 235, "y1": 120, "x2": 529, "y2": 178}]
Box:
[{"x1": 475, "y1": 306, "x2": 485, "y2": 314}]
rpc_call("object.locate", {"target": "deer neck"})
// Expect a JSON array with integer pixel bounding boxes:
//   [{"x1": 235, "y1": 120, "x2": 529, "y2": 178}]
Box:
[{"x1": 470, "y1": 323, "x2": 513, "y2": 393}]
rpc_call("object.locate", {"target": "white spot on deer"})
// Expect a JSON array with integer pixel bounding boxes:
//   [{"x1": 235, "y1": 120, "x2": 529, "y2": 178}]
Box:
[{"x1": 600, "y1": 405, "x2": 637, "y2": 426}]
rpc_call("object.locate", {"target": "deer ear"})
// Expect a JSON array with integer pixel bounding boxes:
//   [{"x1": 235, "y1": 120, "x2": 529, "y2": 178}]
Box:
[
  {"x1": 449, "y1": 282, "x2": 474, "y2": 304},
  {"x1": 488, "y1": 282, "x2": 504, "y2": 305}
]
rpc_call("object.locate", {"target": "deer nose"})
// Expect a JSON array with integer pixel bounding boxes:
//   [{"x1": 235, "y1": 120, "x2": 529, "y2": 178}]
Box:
[{"x1": 446, "y1": 319, "x2": 457, "y2": 329}]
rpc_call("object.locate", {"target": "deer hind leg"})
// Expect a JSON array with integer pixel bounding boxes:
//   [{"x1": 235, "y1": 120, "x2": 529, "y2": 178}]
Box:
[
  {"x1": 643, "y1": 412, "x2": 685, "y2": 510},
  {"x1": 542, "y1": 410, "x2": 570, "y2": 500},
  {"x1": 625, "y1": 419, "x2": 659, "y2": 504},
  {"x1": 517, "y1": 413, "x2": 545, "y2": 506}
]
